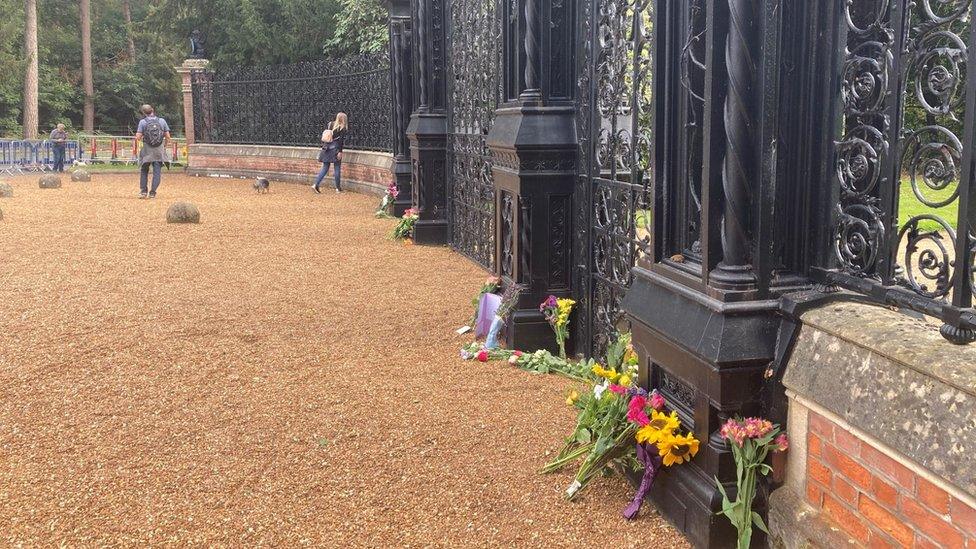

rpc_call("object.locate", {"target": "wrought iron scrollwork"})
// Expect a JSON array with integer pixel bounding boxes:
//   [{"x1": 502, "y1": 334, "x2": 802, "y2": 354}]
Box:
[
  {"x1": 575, "y1": 0, "x2": 655, "y2": 357},
  {"x1": 190, "y1": 54, "x2": 393, "y2": 151},
  {"x1": 828, "y1": 0, "x2": 976, "y2": 342},
  {"x1": 501, "y1": 191, "x2": 515, "y2": 277},
  {"x1": 447, "y1": 0, "x2": 501, "y2": 269},
  {"x1": 894, "y1": 2, "x2": 971, "y2": 302},
  {"x1": 833, "y1": 0, "x2": 894, "y2": 277}
]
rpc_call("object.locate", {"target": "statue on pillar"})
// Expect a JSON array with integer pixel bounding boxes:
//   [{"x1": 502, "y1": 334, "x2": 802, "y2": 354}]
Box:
[{"x1": 189, "y1": 30, "x2": 207, "y2": 59}]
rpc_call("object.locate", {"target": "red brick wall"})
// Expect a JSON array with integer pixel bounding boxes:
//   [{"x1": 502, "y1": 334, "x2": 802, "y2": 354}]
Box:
[
  {"x1": 806, "y1": 410, "x2": 976, "y2": 548},
  {"x1": 186, "y1": 144, "x2": 393, "y2": 196}
]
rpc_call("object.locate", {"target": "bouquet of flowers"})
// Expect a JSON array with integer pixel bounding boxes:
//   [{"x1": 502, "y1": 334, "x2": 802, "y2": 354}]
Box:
[
  {"x1": 509, "y1": 349, "x2": 590, "y2": 382},
  {"x1": 715, "y1": 417, "x2": 789, "y2": 549},
  {"x1": 539, "y1": 295, "x2": 575, "y2": 359},
  {"x1": 375, "y1": 182, "x2": 400, "y2": 218},
  {"x1": 389, "y1": 208, "x2": 419, "y2": 241},
  {"x1": 459, "y1": 342, "x2": 519, "y2": 362},
  {"x1": 468, "y1": 276, "x2": 501, "y2": 329},
  {"x1": 622, "y1": 388, "x2": 700, "y2": 519},
  {"x1": 540, "y1": 333, "x2": 642, "y2": 500}
]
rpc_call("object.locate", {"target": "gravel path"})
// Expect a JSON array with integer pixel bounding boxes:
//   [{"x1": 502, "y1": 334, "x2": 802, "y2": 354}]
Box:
[{"x1": 0, "y1": 174, "x2": 688, "y2": 547}]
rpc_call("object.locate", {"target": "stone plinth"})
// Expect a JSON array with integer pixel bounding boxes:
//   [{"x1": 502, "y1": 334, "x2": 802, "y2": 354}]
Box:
[{"x1": 770, "y1": 302, "x2": 976, "y2": 548}]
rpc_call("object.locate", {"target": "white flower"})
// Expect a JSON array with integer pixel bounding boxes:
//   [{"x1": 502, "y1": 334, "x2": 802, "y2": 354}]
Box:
[
  {"x1": 508, "y1": 355, "x2": 518, "y2": 364},
  {"x1": 593, "y1": 380, "x2": 609, "y2": 399}
]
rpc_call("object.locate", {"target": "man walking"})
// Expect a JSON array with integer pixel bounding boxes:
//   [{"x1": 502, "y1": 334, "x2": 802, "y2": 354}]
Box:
[
  {"x1": 134, "y1": 104, "x2": 170, "y2": 199},
  {"x1": 50, "y1": 123, "x2": 67, "y2": 172}
]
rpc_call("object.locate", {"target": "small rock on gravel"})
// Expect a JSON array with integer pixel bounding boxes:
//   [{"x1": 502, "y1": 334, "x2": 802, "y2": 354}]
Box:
[
  {"x1": 0, "y1": 181, "x2": 12, "y2": 197},
  {"x1": 71, "y1": 169, "x2": 92, "y2": 182},
  {"x1": 166, "y1": 201, "x2": 200, "y2": 224},
  {"x1": 38, "y1": 175, "x2": 62, "y2": 189}
]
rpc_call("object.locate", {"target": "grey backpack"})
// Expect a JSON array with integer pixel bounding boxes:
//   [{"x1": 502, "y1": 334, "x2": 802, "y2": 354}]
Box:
[{"x1": 143, "y1": 118, "x2": 165, "y2": 147}]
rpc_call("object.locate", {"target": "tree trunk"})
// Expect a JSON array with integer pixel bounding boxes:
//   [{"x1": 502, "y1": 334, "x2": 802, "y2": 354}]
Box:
[
  {"x1": 80, "y1": 0, "x2": 94, "y2": 132},
  {"x1": 22, "y1": 0, "x2": 38, "y2": 139},
  {"x1": 122, "y1": 0, "x2": 135, "y2": 61}
]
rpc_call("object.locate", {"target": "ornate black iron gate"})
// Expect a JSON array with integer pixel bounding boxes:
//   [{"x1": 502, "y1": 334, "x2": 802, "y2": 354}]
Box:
[
  {"x1": 575, "y1": 0, "x2": 659, "y2": 356},
  {"x1": 821, "y1": 0, "x2": 976, "y2": 341},
  {"x1": 446, "y1": 0, "x2": 501, "y2": 269}
]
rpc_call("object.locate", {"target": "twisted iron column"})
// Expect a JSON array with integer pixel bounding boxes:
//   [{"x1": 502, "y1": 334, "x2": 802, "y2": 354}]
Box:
[
  {"x1": 417, "y1": 0, "x2": 429, "y2": 111},
  {"x1": 712, "y1": 0, "x2": 760, "y2": 287},
  {"x1": 521, "y1": 0, "x2": 542, "y2": 101}
]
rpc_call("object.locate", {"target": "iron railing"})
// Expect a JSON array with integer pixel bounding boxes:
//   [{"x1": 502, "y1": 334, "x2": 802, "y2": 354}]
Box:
[
  {"x1": 817, "y1": 0, "x2": 976, "y2": 343},
  {"x1": 191, "y1": 54, "x2": 394, "y2": 152}
]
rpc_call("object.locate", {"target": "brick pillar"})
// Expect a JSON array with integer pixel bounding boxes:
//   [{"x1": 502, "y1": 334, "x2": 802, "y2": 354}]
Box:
[{"x1": 175, "y1": 58, "x2": 210, "y2": 144}]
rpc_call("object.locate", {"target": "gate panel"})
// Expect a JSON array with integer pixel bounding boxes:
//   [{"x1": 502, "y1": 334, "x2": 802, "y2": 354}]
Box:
[
  {"x1": 576, "y1": 0, "x2": 658, "y2": 357},
  {"x1": 822, "y1": 0, "x2": 976, "y2": 341},
  {"x1": 447, "y1": 0, "x2": 501, "y2": 270}
]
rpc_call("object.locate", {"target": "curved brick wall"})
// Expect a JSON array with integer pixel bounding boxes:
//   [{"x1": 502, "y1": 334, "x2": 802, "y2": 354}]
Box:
[{"x1": 186, "y1": 144, "x2": 393, "y2": 196}]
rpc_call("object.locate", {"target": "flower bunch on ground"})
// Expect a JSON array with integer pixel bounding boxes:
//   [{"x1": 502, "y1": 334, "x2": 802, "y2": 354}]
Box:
[
  {"x1": 494, "y1": 283, "x2": 522, "y2": 319},
  {"x1": 619, "y1": 386, "x2": 699, "y2": 519},
  {"x1": 375, "y1": 182, "x2": 400, "y2": 218},
  {"x1": 716, "y1": 417, "x2": 789, "y2": 549},
  {"x1": 459, "y1": 341, "x2": 517, "y2": 362},
  {"x1": 468, "y1": 276, "x2": 500, "y2": 328},
  {"x1": 540, "y1": 333, "x2": 644, "y2": 500},
  {"x1": 540, "y1": 295, "x2": 575, "y2": 359},
  {"x1": 510, "y1": 349, "x2": 590, "y2": 382},
  {"x1": 389, "y1": 208, "x2": 419, "y2": 241}
]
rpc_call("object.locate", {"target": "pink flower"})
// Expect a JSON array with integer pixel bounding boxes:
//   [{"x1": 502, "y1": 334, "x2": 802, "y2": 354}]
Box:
[
  {"x1": 775, "y1": 433, "x2": 790, "y2": 452},
  {"x1": 476, "y1": 350, "x2": 488, "y2": 362},
  {"x1": 743, "y1": 417, "x2": 773, "y2": 438},
  {"x1": 649, "y1": 391, "x2": 666, "y2": 411},
  {"x1": 514, "y1": 350, "x2": 523, "y2": 357},
  {"x1": 721, "y1": 419, "x2": 746, "y2": 447},
  {"x1": 609, "y1": 384, "x2": 627, "y2": 395},
  {"x1": 627, "y1": 395, "x2": 650, "y2": 426}
]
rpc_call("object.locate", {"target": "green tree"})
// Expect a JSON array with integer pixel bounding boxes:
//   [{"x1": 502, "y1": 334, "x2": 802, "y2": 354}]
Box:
[{"x1": 324, "y1": 0, "x2": 389, "y2": 56}]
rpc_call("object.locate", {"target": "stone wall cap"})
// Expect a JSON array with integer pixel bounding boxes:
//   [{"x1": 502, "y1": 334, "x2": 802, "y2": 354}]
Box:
[{"x1": 801, "y1": 301, "x2": 976, "y2": 397}]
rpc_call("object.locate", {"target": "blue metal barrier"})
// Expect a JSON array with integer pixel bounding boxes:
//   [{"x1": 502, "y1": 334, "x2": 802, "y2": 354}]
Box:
[{"x1": 0, "y1": 140, "x2": 80, "y2": 176}]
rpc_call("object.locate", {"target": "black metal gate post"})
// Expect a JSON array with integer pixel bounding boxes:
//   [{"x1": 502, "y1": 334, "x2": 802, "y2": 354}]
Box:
[
  {"x1": 487, "y1": 0, "x2": 578, "y2": 353},
  {"x1": 406, "y1": 0, "x2": 449, "y2": 244},
  {"x1": 619, "y1": 0, "x2": 810, "y2": 545},
  {"x1": 388, "y1": 0, "x2": 415, "y2": 216}
]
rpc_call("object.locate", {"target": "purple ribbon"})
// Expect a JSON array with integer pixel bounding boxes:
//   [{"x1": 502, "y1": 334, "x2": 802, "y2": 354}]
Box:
[{"x1": 622, "y1": 443, "x2": 662, "y2": 520}]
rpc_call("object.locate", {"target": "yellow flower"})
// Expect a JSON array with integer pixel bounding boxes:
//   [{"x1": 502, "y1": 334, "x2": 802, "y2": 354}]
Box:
[
  {"x1": 618, "y1": 374, "x2": 632, "y2": 387},
  {"x1": 635, "y1": 410, "x2": 680, "y2": 445},
  {"x1": 591, "y1": 363, "x2": 620, "y2": 383},
  {"x1": 657, "y1": 432, "x2": 700, "y2": 466},
  {"x1": 565, "y1": 390, "x2": 580, "y2": 406}
]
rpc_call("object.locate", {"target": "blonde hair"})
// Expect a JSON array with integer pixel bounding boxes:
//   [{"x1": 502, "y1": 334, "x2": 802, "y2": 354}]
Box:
[{"x1": 332, "y1": 112, "x2": 348, "y2": 132}]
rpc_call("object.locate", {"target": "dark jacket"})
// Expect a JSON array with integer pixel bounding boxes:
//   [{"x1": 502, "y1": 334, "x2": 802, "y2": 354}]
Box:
[{"x1": 318, "y1": 122, "x2": 347, "y2": 163}]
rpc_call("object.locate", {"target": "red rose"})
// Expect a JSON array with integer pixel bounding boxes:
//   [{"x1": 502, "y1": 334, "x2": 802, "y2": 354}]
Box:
[{"x1": 477, "y1": 350, "x2": 489, "y2": 362}]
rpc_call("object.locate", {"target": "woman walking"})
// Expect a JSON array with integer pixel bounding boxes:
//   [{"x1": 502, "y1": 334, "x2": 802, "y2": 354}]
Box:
[{"x1": 312, "y1": 112, "x2": 348, "y2": 193}]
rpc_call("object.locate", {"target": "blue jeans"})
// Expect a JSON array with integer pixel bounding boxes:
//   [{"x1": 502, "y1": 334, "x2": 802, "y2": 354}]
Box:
[
  {"x1": 52, "y1": 145, "x2": 65, "y2": 172},
  {"x1": 140, "y1": 161, "x2": 162, "y2": 194},
  {"x1": 314, "y1": 161, "x2": 341, "y2": 190}
]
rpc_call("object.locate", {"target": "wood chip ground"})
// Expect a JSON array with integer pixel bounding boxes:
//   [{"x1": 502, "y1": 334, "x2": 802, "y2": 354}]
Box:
[{"x1": 0, "y1": 174, "x2": 689, "y2": 547}]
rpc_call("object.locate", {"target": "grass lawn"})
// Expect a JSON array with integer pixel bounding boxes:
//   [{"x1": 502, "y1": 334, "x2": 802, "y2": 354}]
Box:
[{"x1": 898, "y1": 177, "x2": 960, "y2": 233}]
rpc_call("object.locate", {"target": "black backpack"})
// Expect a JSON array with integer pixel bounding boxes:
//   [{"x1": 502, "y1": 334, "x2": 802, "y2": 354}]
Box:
[{"x1": 143, "y1": 118, "x2": 165, "y2": 147}]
